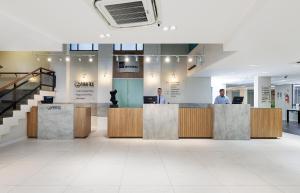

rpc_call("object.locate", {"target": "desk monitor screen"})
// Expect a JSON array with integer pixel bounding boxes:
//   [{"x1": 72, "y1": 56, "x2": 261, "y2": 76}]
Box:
[
  {"x1": 144, "y1": 96, "x2": 157, "y2": 104},
  {"x1": 232, "y1": 96, "x2": 244, "y2": 104},
  {"x1": 42, "y1": 96, "x2": 54, "y2": 104}
]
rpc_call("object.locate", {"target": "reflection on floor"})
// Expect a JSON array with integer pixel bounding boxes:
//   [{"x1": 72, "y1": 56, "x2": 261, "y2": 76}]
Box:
[
  {"x1": 283, "y1": 121, "x2": 300, "y2": 136},
  {"x1": 0, "y1": 117, "x2": 300, "y2": 193}
]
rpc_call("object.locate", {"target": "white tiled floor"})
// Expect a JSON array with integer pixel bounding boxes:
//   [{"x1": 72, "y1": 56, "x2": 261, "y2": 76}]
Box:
[{"x1": 1, "y1": 118, "x2": 300, "y2": 193}]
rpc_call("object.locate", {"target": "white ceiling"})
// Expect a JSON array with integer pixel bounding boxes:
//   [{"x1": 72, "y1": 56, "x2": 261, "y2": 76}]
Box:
[
  {"x1": 0, "y1": 0, "x2": 300, "y2": 84},
  {"x1": 192, "y1": 0, "x2": 300, "y2": 84},
  {"x1": 0, "y1": 0, "x2": 256, "y2": 50}
]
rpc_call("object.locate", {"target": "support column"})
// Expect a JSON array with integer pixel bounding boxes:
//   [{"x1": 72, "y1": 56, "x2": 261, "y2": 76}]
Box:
[
  {"x1": 254, "y1": 76, "x2": 271, "y2": 108},
  {"x1": 98, "y1": 44, "x2": 113, "y2": 103}
]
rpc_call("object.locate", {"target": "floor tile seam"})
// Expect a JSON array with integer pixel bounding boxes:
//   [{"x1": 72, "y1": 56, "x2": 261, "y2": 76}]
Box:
[{"x1": 155, "y1": 141, "x2": 176, "y2": 193}]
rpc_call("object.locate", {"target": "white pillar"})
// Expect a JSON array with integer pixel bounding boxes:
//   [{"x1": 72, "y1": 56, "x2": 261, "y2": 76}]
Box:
[
  {"x1": 254, "y1": 76, "x2": 271, "y2": 108},
  {"x1": 97, "y1": 44, "x2": 113, "y2": 103}
]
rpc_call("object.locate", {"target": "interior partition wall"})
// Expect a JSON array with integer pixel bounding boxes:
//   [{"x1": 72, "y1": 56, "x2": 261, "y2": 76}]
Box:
[{"x1": 113, "y1": 78, "x2": 143, "y2": 107}]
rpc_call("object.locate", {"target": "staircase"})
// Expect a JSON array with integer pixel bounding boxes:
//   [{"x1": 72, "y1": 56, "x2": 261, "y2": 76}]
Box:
[{"x1": 0, "y1": 68, "x2": 56, "y2": 146}]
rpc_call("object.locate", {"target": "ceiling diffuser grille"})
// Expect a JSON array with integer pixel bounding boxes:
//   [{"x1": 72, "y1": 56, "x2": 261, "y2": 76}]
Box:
[
  {"x1": 105, "y1": 1, "x2": 148, "y2": 24},
  {"x1": 94, "y1": 0, "x2": 159, "y2": 28}
]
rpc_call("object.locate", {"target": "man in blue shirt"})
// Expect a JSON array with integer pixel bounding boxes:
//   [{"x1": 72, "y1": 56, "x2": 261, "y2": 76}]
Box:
[
  {"x1": 157, "y1": 88, "x2": 166, "y2": 104},
  {"x1": 214, "y1": 89, "x2": 231, "y2": 104}
]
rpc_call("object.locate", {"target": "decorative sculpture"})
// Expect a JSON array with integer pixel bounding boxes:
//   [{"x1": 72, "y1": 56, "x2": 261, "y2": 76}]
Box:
[{"x1": 110, "y1": 89, "x2": 118, "y2": 108}]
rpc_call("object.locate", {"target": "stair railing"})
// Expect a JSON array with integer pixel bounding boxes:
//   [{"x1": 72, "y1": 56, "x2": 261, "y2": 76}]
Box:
[{"x1": 0, "y1": 67, "x2": 56, "y2": 116}]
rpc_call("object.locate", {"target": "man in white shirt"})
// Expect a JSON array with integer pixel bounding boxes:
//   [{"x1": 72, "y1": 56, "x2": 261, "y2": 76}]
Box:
[
  {"x1": 157, "y1": 88, "x2": 166, "y2": 104},
  {"x1": 214, "y1": 89, "x2": 231, "y2": 104}
]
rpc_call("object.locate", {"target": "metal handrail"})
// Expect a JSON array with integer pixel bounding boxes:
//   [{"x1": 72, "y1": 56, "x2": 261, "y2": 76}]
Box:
[
  {"x1": 0, "y1": 67, "x2": 56, "y2": 117},
  {"x1": 0, "y1": 67, "x2": 54, "y2": 93}
]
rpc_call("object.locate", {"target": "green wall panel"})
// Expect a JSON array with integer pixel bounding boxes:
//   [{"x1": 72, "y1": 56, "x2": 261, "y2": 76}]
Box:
[{"x1": 113, "y1": 79, "x2": 143, "y2": 107}]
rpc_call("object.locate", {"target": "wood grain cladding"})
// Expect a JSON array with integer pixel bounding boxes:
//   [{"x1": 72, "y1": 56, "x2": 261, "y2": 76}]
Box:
[
  {"x1": 27, "y1": 106, "x2": 38, "y2": 138},
  {"x1": 250, "y1": 108, "x2": 282, "y2": 138},
  {"x1": 108, "y1": 108, "x2": 143, "y2": 137},
  {"x1": 74, "y1": 107, "x2": 91, "y2": 138},
  {"x1": 179, "y1": 108, "x2": 213, "y2": 138}
]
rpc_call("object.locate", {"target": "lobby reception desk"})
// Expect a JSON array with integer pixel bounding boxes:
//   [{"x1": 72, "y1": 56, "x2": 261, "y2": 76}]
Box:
[
  {"x1": 27, "y1": 103, "x2": 91, "y2": 139},
  {"x1": 107, "y1": 104, "x2": 282, "y2": 139}
]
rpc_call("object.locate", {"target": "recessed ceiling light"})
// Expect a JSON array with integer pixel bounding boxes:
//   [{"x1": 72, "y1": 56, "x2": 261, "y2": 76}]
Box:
[
  {"x1": 170, "y1": 25, "x2": 176, "y2": 30},
  {"x1": 125, "y1": 57, "x2": 130, "y2": 63},
  {"x1": 89, "y1": 57, "x2": 93, "y2": 62},
  {"x1": 165, "y1": 56, "x2": 171, "y2": 63},
  {"x1": 47, "y1": 57, "x2": 52, "y2": 62},
  {"x1": 65, "y1": 56, "x2": 70, "y2": 62},
  {"x1": 188, "y1": 57, "x2": 193, "y2": 63},
  {"x1": 163, "y1": 26, "x2": 169, "y2": 31},
  {"x1": 105, "y1": 33, "x2": 111, "y2": 37},
  {"x1": 36, "y1": 57, "x2": 40, "y2": 62},
  {"x1": 145, "y1": 56, "x2": 151, "y2": 63},
  {"x1": 78, "y1": 58, "x2": 82, "y2": 62},
  {"x1": 100, "y1": 34, "x2": 105, "y2": 38}
]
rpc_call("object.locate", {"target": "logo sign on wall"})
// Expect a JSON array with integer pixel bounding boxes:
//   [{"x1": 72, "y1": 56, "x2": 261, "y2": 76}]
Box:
[
  {"x1": 118, "y1": 61, "x2": 139, "y2": 73},
  {"x1": 165, "y1": 81, "x2": 182, "y2": 103},
  {"x1": 73, "y1": 81, "x2": 95, "y2": 101}
]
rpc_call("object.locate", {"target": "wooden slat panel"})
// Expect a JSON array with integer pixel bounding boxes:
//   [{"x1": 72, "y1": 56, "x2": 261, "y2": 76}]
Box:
[
  {"x1": 27, "y1": 106, "x2": 38, "y2": 138},
  {"x1": 108, "y1": 108, "x2": 143, "y2": 137},
  {"x1": 179, "y1": 108, "x2": 213, "y2": 138},
  {"x1": 250, "y1": 108, "x2": 282, "y2": 138},
  {"x1": 74, "y1": 107, "x2": 91, "y2": 138}
]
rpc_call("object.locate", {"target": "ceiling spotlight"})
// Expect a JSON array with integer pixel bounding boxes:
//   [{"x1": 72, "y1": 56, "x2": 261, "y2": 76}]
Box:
[
  {"x1": 145, "y1": 56, "x2": 151, "y2": 63},
  {"x1": 163, "y1": 26, "x2": 169, "y2": 31},
  {"x1": 89, "y1": 57, "x2": 93, "y2": 63},
  {"x1": 105, "y1": 33, "x2": 111, "y2": 37},
  {"x1": 165, "y1": 56, "x2": 171, "y2": 63},
  {"x1": 47, "y1": 57, "x2": 52, "y2": 62},
  {"x1": 125, "y1": 57, "x2": 130, "y2": 63},
  {"x1": 188, "y1": 57, "x2": 193, "y2": 63},
  {"x1": 170, "y1": 25, "x2": 176, "y2": 30},
  {"x1": 65, "y1": 56, "x2": 70, "y2": 62},
  {"x1": 100, "y1": 34, "x2": 105, "y2": 38},
  {"x1": 36, "y1": 57, "x2": 40, "y2": 62},
  {"x1": 78, "y1": 58, "x2": 82, "y2": 62}
]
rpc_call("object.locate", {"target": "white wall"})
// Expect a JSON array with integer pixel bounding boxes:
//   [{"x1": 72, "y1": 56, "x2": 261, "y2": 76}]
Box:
[
  {"x1": 183, "y1": 77, "x2": 212, "y2": 103},
  {"x1": 275, "y1": 84, "x2": 294, "y2": 121},
  {"x1": 143, "y1": 44, "x2": 161, "y2": 96},
  {"x1": 159, "y1": 44, "x2": 212, "y2": 103}
]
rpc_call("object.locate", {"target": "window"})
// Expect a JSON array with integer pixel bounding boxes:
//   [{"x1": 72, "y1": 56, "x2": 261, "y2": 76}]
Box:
[
  {"x1": 293, "y1": 85, "x2": 300, "y2": 106},
  {"x1": 113, "y1": 43, "x2": 144, "y2": 51},
  {"x1": 70, "y1": 44, "x2": 99, "y2": 51}
]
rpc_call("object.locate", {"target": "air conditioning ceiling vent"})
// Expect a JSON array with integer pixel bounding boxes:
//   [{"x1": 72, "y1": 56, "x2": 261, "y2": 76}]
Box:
[{"x1": 94, "y1": 0, "x2": 159, "y2": 28}]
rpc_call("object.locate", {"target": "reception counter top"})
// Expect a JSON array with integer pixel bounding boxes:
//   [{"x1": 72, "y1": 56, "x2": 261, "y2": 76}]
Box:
[
  {"x1": 35, "y1": 103, "x2": 91, "y2": 139},
  {"x1": 107, "y1": 104, "x2": 282, "y2": 139},
  {"x1": 212, "y1": 104, "x2": 250, "y2": 140},
  {"x1": 38, "y1": 103, "x2": 74, "y2": 139},
  {"x1": 143, "y1": 104, "x2": 179, "y2": 140}
]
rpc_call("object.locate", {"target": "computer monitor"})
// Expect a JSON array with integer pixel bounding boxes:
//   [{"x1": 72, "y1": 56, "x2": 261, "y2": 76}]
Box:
[
  {"x1": 144, "y1": 96, "x2": 157, "y2": 104},
  {"x1": 41, "y1": 96, "x2": 54, "y2": 104},
  {"x1": 232, "y1": 96, "x2": 244, "y2": 104}
]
